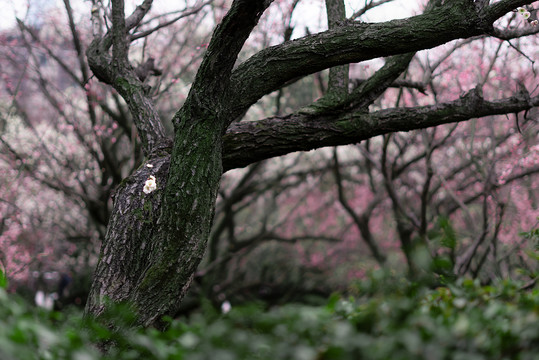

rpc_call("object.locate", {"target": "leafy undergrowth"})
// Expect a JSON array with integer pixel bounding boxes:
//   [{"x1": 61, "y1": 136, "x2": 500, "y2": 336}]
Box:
[{"x1": 1, "y1": 272, "x2": 538, "y2": 360}]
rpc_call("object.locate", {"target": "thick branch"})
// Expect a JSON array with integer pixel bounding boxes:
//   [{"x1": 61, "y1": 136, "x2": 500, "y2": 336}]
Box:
[
  {"x1": 222, "y1": 89, "x2": 539, "y2": 171},
  {"x1": 86, "y1": 0, "x2": 168, "y2": 156},
  {"x1": 111, "y1": 0, "x2": 128, "y2": 66},
  {"x1": 347, "y1": 52, "x2": 415, "y2": 110},
  {"x1": 352, "y1": 78, "x2": 427, "y2": 94},
  {"x1": 227, "y1": 0, "x2": 534, "y2": 119},
  {"x1": 109, "y1": 0, "x2": 275, "y2": 328},
  {"x1": 184, "y1": 0, "x2": 273, "y2": 122},
  {"x1": 491, "y1": 24, "x2": 539, "y2": 40},
  {"x1": 125, "y1": 0, "x2": 154, "y2": 31}
]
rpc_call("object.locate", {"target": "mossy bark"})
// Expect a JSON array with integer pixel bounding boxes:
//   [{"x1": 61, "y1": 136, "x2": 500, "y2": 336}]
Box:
[
  {"x1": 85, "y1": 107, "x2": 225, "y2": 329},
  {"x1": 85, "y1": 154, "x2": 171, "y2": 326},
  {"x1": 85, "y1": 0, "x2": 273, "y2": 329}
]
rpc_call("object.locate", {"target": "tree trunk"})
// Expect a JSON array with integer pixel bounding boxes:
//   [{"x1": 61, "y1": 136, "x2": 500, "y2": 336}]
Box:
[
  {"x1": 85, "y1": 0, "x2": 273, "y2": 329},
  {"x1": 85, "y1": 108, "x2": 225, "y2": 329}
]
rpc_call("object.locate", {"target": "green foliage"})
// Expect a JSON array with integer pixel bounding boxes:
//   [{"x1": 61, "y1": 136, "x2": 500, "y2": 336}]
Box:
[
  {"x1": 0, "y1": 267, "x2": 7, "y2": 289},
  {"x1": 436, "y1": 216, "x2": 457, "y2": 250},
  {"x1": 426, "y1": 216, "x2": 459, "y2": 282},
  {"x1": 0, "y1": 276, "x2": 538, "y2": 360},
  {"x1": 519, "y1": 223, "x2": 539, "y2": 279},
  {"x1": 520, "y1": 224, "x2": 539, "y2": 254},
  {"x1": 338, "y1": 274, "x2": 539, "y2": 360}
]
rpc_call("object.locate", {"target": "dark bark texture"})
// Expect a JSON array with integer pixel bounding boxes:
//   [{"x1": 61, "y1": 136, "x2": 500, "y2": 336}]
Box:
[
  {"x1": 223, "y1": 89, "x2": 539, "y2": 171},
  {"x1": 84, "y1": 0, "x2": 538, "y2": 329},
  {"x1": 85, "y1": 155, "x2": 171, "y2": 322},
  {"x1": 85, "y1": 0, "x2": 274, "y2": 328}
]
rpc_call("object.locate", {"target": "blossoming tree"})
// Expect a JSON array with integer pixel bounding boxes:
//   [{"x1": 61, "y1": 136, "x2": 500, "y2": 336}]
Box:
[{"x1": 0, "y1": 0, "x2": 215, "y2": 289}]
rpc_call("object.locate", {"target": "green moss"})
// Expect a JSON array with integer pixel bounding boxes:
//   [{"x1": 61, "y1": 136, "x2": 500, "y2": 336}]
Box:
[
  {"x1": 334, "y1": 112, "x2": 368, "y2": 133},
  {"x1": 116, "y1": 176, "x2": 134, "y2": 192},
  {"x1": 132, "y1": 200, "x2": 154, "y2": 225},
  {"x1": 114, "y1": 77, "x2": 129, "y2": 90},
  {"x1": 156, "y1": 149, "x2": 172, "y2": 157},
  {"x1": 114, "y1": 77, "x2": 140, "y2": 97},
  {"x1": 142, "y1": 200, "x2": 153, "y2": 224},
  {"x1": 133, "y1": 207, "x2": 144, "y2": 221},
  {"x1": 297, "y1": 93, "x2": 343, "y2": 116}
]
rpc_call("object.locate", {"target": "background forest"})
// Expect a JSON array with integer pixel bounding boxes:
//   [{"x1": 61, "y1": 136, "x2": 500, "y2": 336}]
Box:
[{"x1": 0, "y1": 0, "x2": 538, "y2": 358}]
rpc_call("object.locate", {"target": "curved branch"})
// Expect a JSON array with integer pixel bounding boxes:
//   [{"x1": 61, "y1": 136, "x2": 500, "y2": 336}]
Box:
[
  {"x1": 491, "y1": 24, "x2": 539, "y2": 40},
  {"x1": 228, "y1": 0, "x2": 534, "y2": 119},
  {"x1": 483, "y1": 0, "x2": 536, "y2": 23},
  {"x1": 184, "y1": 0, "x2": 274, "y2": 118},
  {"x1": 125, "y1": 0, "x2": 154, "y2": 31},
  {"x1": 86, "y1": 0, "x2": 169, "y2": 156},
  {"x1": 222, "y1": 89, "x2": 539, "y2": 171},
  {"x1": 225, "y1": 0, "x2": 535, "y2": 120}
]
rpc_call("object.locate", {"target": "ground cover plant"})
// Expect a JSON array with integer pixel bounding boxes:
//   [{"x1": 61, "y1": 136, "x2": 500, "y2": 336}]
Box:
[{"x1": 1, "y1": 266, "x2": 538, "y2": 360}]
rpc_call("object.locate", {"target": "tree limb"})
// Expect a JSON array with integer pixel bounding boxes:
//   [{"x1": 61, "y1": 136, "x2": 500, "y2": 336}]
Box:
[
  {"x1": 228, "y1": 0, "x2": 535, "y2": 119},
  {"x1": 222, "y1": 88, "x2": 539, "y2": 171}
]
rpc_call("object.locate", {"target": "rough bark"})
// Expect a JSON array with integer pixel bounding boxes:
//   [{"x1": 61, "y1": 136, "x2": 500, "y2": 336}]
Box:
[
  {"x1": 222, "y1": 89, "x2": 539, "y2": 171},
  {"x1": 325, "y1": 0, "x2": 349, "y2": 99},
  {"x1": 85, "y1": 0, "x2": 274, "y2": 329},
  {"x1": 227, "y1": 0, "x2": 535, "y2": 116},
  {"x1": 85, "y1": 154, "x2": 171, "y2": 321},
  {"x1": 84, "y1": 0, "x2": 537, "y2": 330}
]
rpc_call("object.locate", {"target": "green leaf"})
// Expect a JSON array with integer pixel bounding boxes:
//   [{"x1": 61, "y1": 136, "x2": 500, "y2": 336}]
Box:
[
  {"x1": 438, "y1": 216, "x2": 457, "y2": 250},
  {"x1": 0, "y1": 268, "x2": 7, "y2": 289},
  {"x1": 326, "y1": 293, "x2": 341, "y2": 312}
]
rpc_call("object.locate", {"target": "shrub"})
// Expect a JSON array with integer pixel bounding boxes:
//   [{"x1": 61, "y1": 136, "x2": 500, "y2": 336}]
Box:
[{"x1": 0, "y1": 271, "x2": 537, "y2": 360}]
